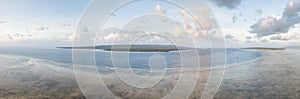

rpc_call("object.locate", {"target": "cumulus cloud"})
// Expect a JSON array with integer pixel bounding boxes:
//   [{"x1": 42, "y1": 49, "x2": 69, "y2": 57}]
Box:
[
  {"x1": 156, "y1": 4, "x2": 167, "y2": 15},
  {"x1": 232, "y1": 14, "x2": 238, "y2": 23},
  {"x1": 171, "y1": 7, "x2": 218, "y2": 39},
  {"x1": 147, "y1": 36, "x2": 162, "y2": 43},
  {"x1": 250, "y1": 1, "x2": 300, "y2": 37},
  {"x1": 261, "y1": 39, "x2": 268, "y2": 42},
  {"x1": 246, "y1": 36, "x2": 252, "y2": 39},
  {"x1": 154, "y1": 4, "x2": 168, "y2": 22},
  {"x1": 250, "y1": 16, "x2": 287, "y2": 36},
  {"x1": 103, "y1": 33, "x2": 129, "y2": 42},
  {"x1": 284, "y1": 1, "x2": 300, "y2": 17},
  {"x1": 7, "y1": 34, "x2": 13, "y2": 40},
  {"x1": 245, "y1": 40, "x2": 253, "y2": 43},
  {"x1": 35, "y1": 26, "x2": 50, "y2": 31},
  {"x1": 270, "y1": 35, "x2": 290, "y2": 41},
  {"x1": 95, "y1": 5, "x2": 221, "y2": 45},
  {"x1": 62, "y1": 24, "x2": 74, "y2": 27},
  {"x1": 0, "y1": 20, "x2": 7, "y2": 24},
  {"x1": 255, "y1": 9, "x2": 263, "y2": 15},
  {"x1": 95, "y1": 28, "x2": 143, "y2": 43},
  {"x1": 270, "y1": 32, "x2": 300, "y2": 41},
  {"x1": 171, "y1": 26, "x2": 186, "y2": 39},
  {"x1": 210, "y1": 0, "x2": 242, "y2": 10},
  {"x1": 225, "y1": 34, "x2": 235, "y2": 39},
  {"x1": 225, "y1": 34, "x2": 238, "y2": 41},
  {"x1": 172, "y1": 10, "x2": 201, "y2": 39},
  {"x1": 67, "y1": 33, "x2": 76, "y2": 42},
  {"x1": 0, "y1": 33, "x2": 32, "y2": 41},
  {"x1": 70, "y1": 25, "x2": 96, "y2": 42},
  {"x1": 194, "y1": 7, "x2": 218, "y2": 31}
]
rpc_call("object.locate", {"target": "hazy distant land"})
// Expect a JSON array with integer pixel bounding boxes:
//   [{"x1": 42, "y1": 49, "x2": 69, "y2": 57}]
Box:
[
  {"x1": 58, "y1": 45, "x2": 196, "y2": 52},
  {"x1": 241, "y1": 47, "x2": 286, "y2": 50},
  {"x1": 58, "y1": 45, "x2": 289, "y2": 52}
]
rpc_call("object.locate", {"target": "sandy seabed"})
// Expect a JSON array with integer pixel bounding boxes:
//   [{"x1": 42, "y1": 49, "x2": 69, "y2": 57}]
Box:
[
  {"x1": 0, "y1": 49, "x2": 299, "y2": 99},
  {"x1": 214, "y1": 49, "x2": 300, "y2": 99}
]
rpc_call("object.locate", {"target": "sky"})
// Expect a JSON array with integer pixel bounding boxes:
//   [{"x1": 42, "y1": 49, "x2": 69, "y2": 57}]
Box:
[{"x1": 0, "y1": 0, "x2": 299, "y2": 47}]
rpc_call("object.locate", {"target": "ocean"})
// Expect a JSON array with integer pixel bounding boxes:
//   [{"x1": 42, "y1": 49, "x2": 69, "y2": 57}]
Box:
[{"x1": 0, "y1": 47, "x2": 262, "y2": 69}]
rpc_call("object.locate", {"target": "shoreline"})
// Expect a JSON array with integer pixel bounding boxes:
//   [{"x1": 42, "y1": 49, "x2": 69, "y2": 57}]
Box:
[{"x1": 0, "y1": 49, "x2": 299, "y2": 98}]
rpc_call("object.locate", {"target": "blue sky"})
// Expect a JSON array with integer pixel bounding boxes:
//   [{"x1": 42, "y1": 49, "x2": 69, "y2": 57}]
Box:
[
  {"x1": 208, "y1": 0, "x2": 300, "y2": 47},
  {"x1": 0, "y1": 0, "x2": 299, "y2": 47},
  {"x1": 0, "y1": 0, "x2": 90, "y2": 46}
]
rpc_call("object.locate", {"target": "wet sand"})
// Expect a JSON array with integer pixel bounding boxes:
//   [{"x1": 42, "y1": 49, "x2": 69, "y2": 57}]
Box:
[{"x1": 0, "y1": 49, "x2": 299, "y2": 99}]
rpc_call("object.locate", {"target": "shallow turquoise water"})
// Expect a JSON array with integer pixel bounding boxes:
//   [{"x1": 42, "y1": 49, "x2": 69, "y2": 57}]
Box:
[{"x1": 0, "y1": 47, "x2": 262, "y2": 69}]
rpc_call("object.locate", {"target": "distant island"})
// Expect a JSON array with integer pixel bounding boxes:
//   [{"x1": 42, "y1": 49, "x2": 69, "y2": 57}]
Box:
[
  {"x1": 287, "y1": 46, "x2": 300, "y2": 49},
  {"x1": 241, "y1": 47, "x2": 286, "y2": 50},
  {"x1": 57, "y1": 45, "x2": 196, "y2": 52}
]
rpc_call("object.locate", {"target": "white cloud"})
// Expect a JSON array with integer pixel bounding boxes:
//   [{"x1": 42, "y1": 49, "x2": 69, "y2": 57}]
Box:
[
  {"x1": 261, "y1": 39, "x2": 268, "y2": 42},
  {"x1": 225, "y1": 34, "x2": 235, "y2": 39},
  {"x1": 209, "y1": 0, "x2": 242, "y2": 10},
  {"x1": 35, "y1": 26, "x2": 50, "y2": 31},
  {"x1": 0, "y1": 20, "x2": 7, "y2": 24},
  {"x1": 270, "y1": 32, "x2": 300, "y2": 41},
  {"x1": 246, "y1": 36, "x2": 252, "y2": 39},
  {"x1": 155, "y1": 4, "x2": 167, "y2": 15},
  {"x1": 103, "y1": 33, "x2": 129, "y2": 42},
  {"x1": 154, "y1": 4, "x2": 168, "y2": 22},
  {"x1": 250, "y1": 1, "x2": 300, "y2": 37},
  {"x1": 147, "y1": 36, "x2": 162, "y2": 43},
  {"x1": 232, "y1": 14, "x2": 238, "y2": 23},
  {"x1": 255, "y1": 9, "x2": 263, "y2": 15},
  {"x1": 225, "y1": 34, "x2": 239, "y2": 42},
  {"x1": 250, "y1": 16, "x2": 287, "y2": 36},
  {"x1": 172, "y1": 26, "x2": 186, "y2": 39},
  {"x1": 0, "y1": 32, "x2": 34, "y2": 42},
  {"x1": 172, "y1": 7, "x2": 217, "y2": 39}
]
